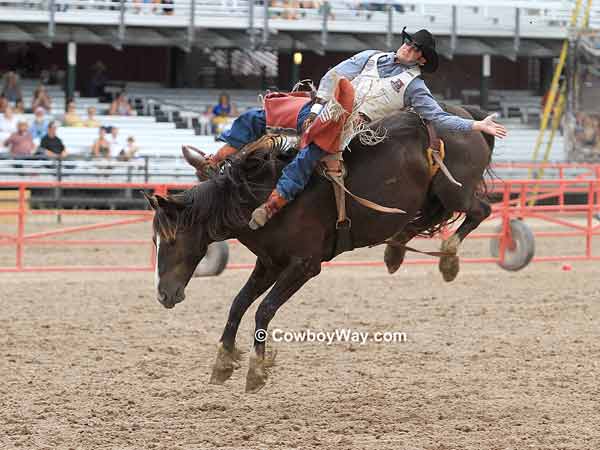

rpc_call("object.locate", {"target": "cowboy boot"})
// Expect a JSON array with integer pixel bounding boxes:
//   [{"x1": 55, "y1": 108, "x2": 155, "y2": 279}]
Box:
[{"x1": 249, "y1": 190, "x2": 288, "y2": 230}]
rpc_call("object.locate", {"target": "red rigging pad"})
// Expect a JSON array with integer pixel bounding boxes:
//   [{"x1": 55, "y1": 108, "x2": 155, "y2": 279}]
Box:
[{"x1": 264, "y1": 92, "x2": 312, "y2": 130}]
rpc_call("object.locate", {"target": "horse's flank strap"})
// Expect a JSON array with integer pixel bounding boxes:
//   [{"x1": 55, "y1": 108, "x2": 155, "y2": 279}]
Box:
[{"x1": 424, "y1": 122, "x2": 462, "y2": 187}]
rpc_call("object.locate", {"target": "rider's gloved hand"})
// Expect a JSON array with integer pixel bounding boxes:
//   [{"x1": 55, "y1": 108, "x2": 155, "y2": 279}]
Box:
[{"x1": 302, "y1": 112, "x2": 318, "y2": 131}]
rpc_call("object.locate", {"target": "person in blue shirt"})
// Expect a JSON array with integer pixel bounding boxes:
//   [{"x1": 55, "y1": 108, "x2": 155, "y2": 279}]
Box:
[
  {"x1": 29, "y1": 107, "x2": 49, "y2": 142},
  {"x1": 196, "y1": 28, "x2": 508, "y2": 229}
]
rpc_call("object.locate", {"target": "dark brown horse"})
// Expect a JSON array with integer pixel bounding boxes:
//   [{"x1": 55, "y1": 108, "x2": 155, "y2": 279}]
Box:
[{"x1": 145, "y1": 105, "x2": 494, "y2": 392}]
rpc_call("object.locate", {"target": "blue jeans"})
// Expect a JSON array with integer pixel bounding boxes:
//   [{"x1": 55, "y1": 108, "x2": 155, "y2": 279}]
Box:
[
  {"x1": 218, "y1": 102, "x2": 325, "y2": 201},
  {"x1": 276, "y1": 144, "x2": 327, "y2": 201}
]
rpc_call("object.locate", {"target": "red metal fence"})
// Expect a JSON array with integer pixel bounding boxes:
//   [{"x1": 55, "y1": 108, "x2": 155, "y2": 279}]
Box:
[{"x1": 0, "y1": 166, "x2": 599, "y2": 273}]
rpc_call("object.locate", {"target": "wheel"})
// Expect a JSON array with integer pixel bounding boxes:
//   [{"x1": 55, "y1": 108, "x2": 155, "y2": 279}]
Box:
[
  {"x1": 490, "y1": 219, "x2": 535, "y2": 271},
  {"x1": 194, "y1": 241, "x2": 230, "y2": 277}
]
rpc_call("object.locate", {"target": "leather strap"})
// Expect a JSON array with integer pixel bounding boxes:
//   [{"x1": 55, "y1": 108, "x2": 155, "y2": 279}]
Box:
[{"x1": 327, "y1": 170, "x2": 406, "y2": 215}]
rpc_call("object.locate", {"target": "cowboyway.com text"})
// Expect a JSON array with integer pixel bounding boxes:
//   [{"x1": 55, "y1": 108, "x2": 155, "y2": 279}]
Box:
[{"x1": 256, "y1": 328, "x2": 408, "y2": 345}]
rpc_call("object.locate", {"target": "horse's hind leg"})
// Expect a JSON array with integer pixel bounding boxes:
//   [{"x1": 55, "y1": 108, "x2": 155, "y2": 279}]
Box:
[
  {"x1": 245, "y1": 256, "x2": 321, "y2": 393},
  {"x1": 210, "y1": 258, "x2": 280, "y2": 385},
  {"x1": 385, "y1": 200, "x2": 450, "y2": 274},
  {"x1": 384, "y1": 230, "x2": 418, "y2": 274},
  {"x1": 439, "y1": 197, "x2": 491, "y2": 282}
]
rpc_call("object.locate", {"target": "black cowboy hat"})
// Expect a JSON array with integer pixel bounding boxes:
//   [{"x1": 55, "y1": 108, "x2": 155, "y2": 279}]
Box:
[{"x1": 401, "y1": 27, "x2": 439, "y2": 73}]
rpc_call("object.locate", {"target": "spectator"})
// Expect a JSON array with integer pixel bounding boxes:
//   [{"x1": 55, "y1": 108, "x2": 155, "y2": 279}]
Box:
[
  {"x1": 134, "y1": 0, "x2": 156, "y2": 14},
  {"x1": 0, "y1": 94, "x2": 7, "y2": 114},
  {"x1": 14, "y1": 98, "x2": 26, "y2": 114},
  {"x1": 88, "y1": 60, "x2": 108, "y2": 98},
  {"x1": 211, "y1": 92, "x2": 237, "y2": 134},
  {"x1": 118, "y1": 136, "x2": 139, "y2": 161},
  {"x1": 63, "y1": 100, "x2": 83, "y2": 127},
  {"x1": 48, "y1": 64, "x2": 64, "y2": 85},
  {"x1": 92, "y1": 127, "x2": 111, "y2": 159},
  {"x1": 1, "y1": 71, "x2": 23, "y2": 103},
  {"x1": 197, "y1": 105, "x2": 213, "y2": 135},
  {"x1": 109, "y1": 92, "x2": 135, "y2": 116},
  {"x1": 31, "y1": 84, "x2": 52, "y2": 112},
  {"x1": 83, "y1": 106, "x2": 101, "y2": 128},
  {"x1": 162, "y1": 0, "x2": 175, "y2": 14},
  {"x1": 29, "y1": 107, "x2": 49, "y2": 144},
  {"x1": 108, "y1": 126, "x2": 125, "y2": 155},
  {"x1": 4, "y1": 120, "x2": 35, "y2": 158},
  {"x1": 0, "y1": 105, "x2": 18, "y2": 144},
  {"x1": 39, "y1": 121, "x2": 67, "y2": 159}
]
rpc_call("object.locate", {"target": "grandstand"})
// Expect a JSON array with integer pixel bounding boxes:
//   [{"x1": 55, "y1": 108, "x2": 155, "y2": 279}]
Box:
[
  {"x1": 0, "y1": 0, "x2": 580, "y2": 208},
  {"x1": 1, "y1": 80, "x2": 563, "y2": 181}
]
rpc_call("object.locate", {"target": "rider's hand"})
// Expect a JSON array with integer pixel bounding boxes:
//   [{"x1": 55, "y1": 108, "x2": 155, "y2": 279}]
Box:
[
  {"x1": 473, "y1": 114, "x2": 507, "y2": 139},
  {"x1": 302, "y1": 112, "x2": 318, "y2": 131}
]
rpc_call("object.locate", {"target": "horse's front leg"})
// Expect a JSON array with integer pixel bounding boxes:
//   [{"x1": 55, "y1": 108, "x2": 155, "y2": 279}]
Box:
[
  {"x1": 439, "y1": 198, "x2": 491, "y2": 282},
  {"x1": 245, "y1": 256, "x2": 321, "y2": 393},
  {"x1": 210, "y1": 258, "x2": 280, "y2": 384}
]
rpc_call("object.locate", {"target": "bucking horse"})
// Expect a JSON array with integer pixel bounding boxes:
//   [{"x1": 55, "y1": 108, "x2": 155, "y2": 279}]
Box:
[{"x1": 144, "y1": 104, "x2": 494, "y2": 392}]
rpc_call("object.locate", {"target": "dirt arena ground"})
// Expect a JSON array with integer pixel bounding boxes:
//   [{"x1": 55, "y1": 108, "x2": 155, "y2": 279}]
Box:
[{"x1": 1, "y1": 216, "x2": 600, "y2": 449}]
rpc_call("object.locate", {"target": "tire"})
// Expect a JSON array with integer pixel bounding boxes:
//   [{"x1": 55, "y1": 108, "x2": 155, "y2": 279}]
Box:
[
  {"x1": 194, "y1": 241, "x2": 230, "y2": 277},
  {"x1": 490, "y1": 219, "x2": 535, "y2": 271}
]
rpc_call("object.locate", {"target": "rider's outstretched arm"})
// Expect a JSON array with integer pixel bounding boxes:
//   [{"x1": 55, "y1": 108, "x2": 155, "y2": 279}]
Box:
[{"x1": 406, "y1": 79, "x2": 507, "y2": 138}]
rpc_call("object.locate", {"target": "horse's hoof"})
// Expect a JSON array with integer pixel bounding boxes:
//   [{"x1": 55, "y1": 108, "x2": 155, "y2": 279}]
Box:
[
  {"x1": 209, "y1": 365, "x2": 234, "y2": 384},
  {"x1": 245, "y1": 354, "x2": 267, "y2": 393},
  {"x1": 384, "y1": 243, "x2": 406, "y2": 274},
  {"x1": 441, "y1": 234, "x2": 461, "y2": 254},
  {"x1": 439, "y1": 255, "x2": 460, "y2": 282},
  {"x1": 208, "y1": 344, "x2": 242, "y2": 385}
]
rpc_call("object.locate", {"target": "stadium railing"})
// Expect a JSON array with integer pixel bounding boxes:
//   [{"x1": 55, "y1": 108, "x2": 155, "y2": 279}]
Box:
[{"x1": 1, "y1": 0, "x2": 596, "y2": 39}]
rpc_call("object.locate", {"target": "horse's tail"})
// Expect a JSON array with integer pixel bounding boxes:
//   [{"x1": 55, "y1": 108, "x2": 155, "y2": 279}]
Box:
[{"x1": 460, "y1": 105, "x2": 495, "y2": 154}]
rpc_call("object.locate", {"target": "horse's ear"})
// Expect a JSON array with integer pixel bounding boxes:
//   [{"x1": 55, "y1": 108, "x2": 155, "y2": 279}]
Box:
[
  {"x1": 141, "y1": 191, "x2": 158, "y2": 209},
  {"x1": 182, "y1": 145, "x2": 208, "y2": 170},
  {"x1": 155, "y1": 194, "x2": 185, "y2": 212}
]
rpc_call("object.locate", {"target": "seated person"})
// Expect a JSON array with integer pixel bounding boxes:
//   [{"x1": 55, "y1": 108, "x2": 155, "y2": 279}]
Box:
[
  {"x1": 29, "y1": 107, "x2": 49, "y2": 143},
  {"x1": 14, "y1": 98, "x2": 26, "y2": 114},
  {"x1": 83, "y1": 106, "x2": 101, "y2": 127},
  {"x1": 4, "y1": 120, "x2": 35, "y2": 158},
  {"x1": 118, "y1": 136, "x2": 139, "y2": 161},
  {"x1": 109, "y1": 92, "x2": 135, "y2": 116},
  {"x1": 211, "y1": 92, "x2": 238, "y2": 135},
  {"x1": 1, "y1": 71, "x2": 23, "y2": 103},
  {"x1": 92, "y1": 126, "x2": 111, "y2": 159},
  {"x1": 0, "y1": 94, "x2": 7, "y2": 114},
  {"x1": 39, "y1": 121, "x2": 68, "y2": 159},
  {"x1": 0, "y1": 105, "x2": 18, "y2": 147},
  {"x1": 107, "y1": 126, "x2": 125, "y2": 155},
  {"x1": 31, "y1": 84, "x2": 52, "y2": 113},
  {"x1": 63, "y1": 101, "x2": 83, "y2": 127}
]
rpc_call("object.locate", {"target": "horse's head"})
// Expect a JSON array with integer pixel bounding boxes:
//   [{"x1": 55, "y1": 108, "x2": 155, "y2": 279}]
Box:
[{"x1": 144, "y1": 192, "x2": 210, "y2": 309}]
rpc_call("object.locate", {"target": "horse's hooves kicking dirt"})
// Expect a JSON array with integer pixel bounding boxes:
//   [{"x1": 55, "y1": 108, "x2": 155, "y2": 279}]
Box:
[
  {"x1": 209, "y1": 344, "x2": 243, "y2": 385},
  {"x1": 384, "y1": 243, "x2": 407, "y2": 274}
]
